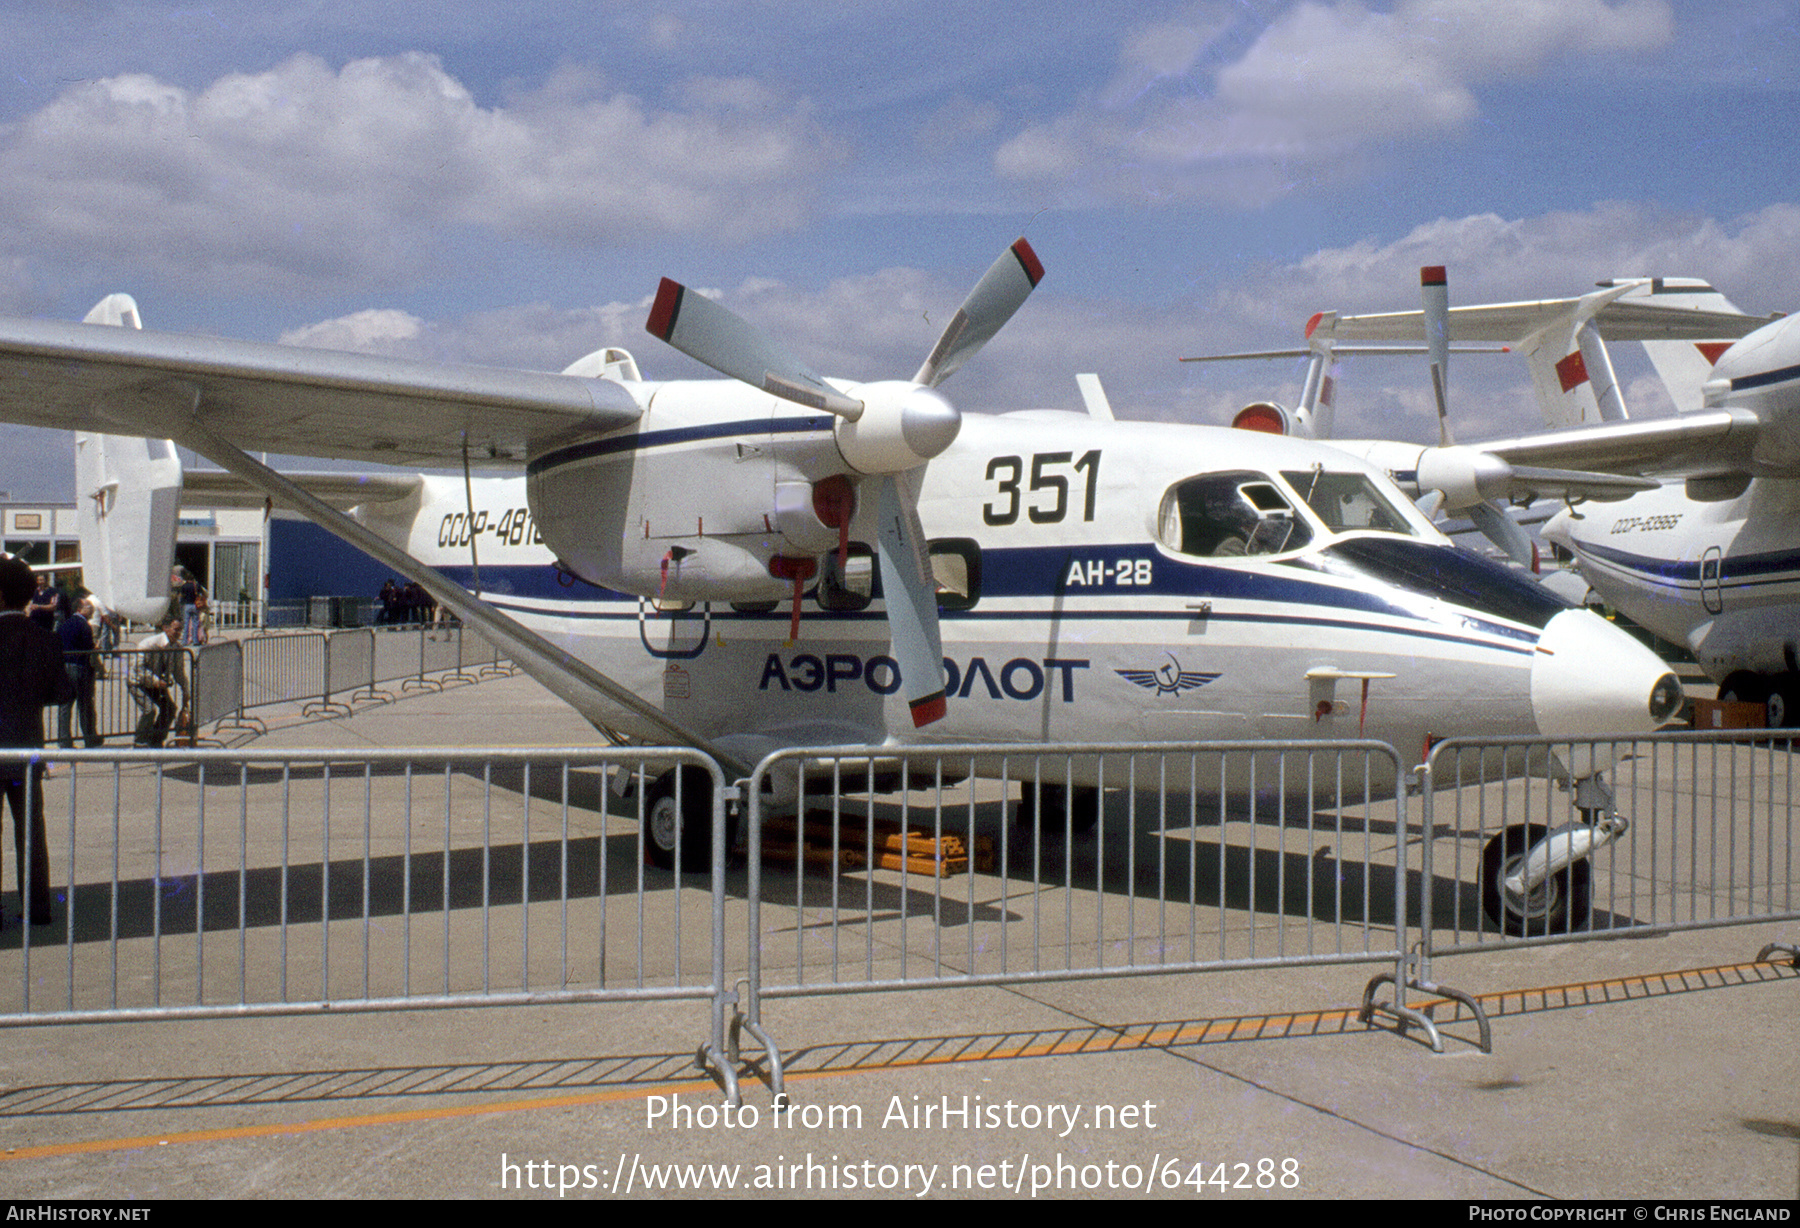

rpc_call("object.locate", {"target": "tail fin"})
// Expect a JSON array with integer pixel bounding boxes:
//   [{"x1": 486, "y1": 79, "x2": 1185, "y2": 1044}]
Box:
[
  {"x1": 1297, "y1": 344, "x2": 1335, "y2": 439},
  {"x1": 74, "y1": 294, "x2": 183, "y2": 623},
  {"x1": 1615, "y1": 278, "x2": 1746, "y2": 413},
  {"x1": 1515, "y1": 281, "x2": 1649, "y2": 429}
]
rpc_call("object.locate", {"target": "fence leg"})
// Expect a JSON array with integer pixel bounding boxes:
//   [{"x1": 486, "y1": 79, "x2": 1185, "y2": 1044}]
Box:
[{"x1": 1757, "y1": 942, "x2": 1800, "y2": 967}]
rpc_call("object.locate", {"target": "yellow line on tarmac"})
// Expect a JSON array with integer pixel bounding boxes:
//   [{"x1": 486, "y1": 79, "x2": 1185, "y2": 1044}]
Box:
[
  {"x1": 5, "y1": 958, "x2": 1789, "y2": 1163},
  {"x1": 0, "y1": 1078, "x2": 724, "y2": 1162},
  {"x1": 0, "y1": 1008, "x2": 1362, "y2": 1163},
  {"x1": 1411, "y1": 956, "x2": 1796, "y2": 1022}
]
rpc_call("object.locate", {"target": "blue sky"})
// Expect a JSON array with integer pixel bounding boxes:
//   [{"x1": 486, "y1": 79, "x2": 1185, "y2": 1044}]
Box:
[{"x1": 1, "y1": 0, "x2": 1796, "y2": 498}]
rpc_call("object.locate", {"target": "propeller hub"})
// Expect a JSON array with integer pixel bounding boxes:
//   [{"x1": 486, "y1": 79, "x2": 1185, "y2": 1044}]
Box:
[{"x1": 833, "y1": 380, "x2": 961, "y2": 474}]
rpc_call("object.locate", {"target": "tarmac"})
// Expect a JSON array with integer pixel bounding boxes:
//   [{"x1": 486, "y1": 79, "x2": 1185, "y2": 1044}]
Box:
[{"x1": 0, "y1": 669, "x2": 1795, "y2": 1201}]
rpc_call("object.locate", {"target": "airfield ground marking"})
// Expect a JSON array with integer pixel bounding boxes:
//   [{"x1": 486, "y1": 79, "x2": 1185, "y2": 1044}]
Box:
[
  {"x1": 1, "y1": 957, "x2": 1791, "y2": 1163},
  {"x1": 0, "y1": 1079, "x2": 726, "y2": 1162}
]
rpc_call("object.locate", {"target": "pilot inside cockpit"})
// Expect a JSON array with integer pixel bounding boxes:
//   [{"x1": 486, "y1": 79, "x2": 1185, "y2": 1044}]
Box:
[{"x1": 1159, "y1": 472, "x2": 1313, "y2": 558}]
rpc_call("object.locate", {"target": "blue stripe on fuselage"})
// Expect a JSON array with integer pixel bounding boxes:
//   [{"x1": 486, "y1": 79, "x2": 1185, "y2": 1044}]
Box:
[
  {"x1": 436, "y1": 540, "x2": 1539, "y2": 655},
  {"x1": 1574, "y1": 538, "x2": 1800, "y2": 586},
  {"x1": 1732, "y1": 362, "x2": 1800, "y2": 394}
]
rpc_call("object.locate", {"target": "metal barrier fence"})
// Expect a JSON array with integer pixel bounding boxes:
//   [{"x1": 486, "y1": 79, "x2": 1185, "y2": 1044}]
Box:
[
  {"x1": 41, "y1": 626, "x2": 519, "y2": 745},
  {"x1": 241, "y1": 632, "x2": 327, "y2": 710},
  {"x1": 732, "y1": 741, "x2": 1420, "y2": 1087},
  {"x1": 0, "y1": 746, "x2": 741, "y2": 1096},
  {"x1": 4, "y1": 732, "x2": 1793, "y2": 1105},
  {"x1": 263, "y1": 600, "x2": 308, "y2": 629},
  {"x1": 1415, "y1": 732, "x2": 1799, "y2": 960},
  {"x1": 191, "y1": 640, "x2": 243, "y2": 728}
]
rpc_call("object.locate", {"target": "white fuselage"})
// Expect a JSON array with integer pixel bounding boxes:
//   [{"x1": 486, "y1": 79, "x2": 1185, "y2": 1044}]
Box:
[
  {"x1": 1543, "y1": 476, "x2": 1800, "y2": 683},
  {"x1": 356, "y1": 399, "x2": 1677, "y2": 774}
]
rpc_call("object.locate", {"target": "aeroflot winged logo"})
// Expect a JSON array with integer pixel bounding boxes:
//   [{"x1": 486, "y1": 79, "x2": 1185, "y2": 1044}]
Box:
[{"x1": 1116, "y1": 655, "x2": 1221, "y2": 697}]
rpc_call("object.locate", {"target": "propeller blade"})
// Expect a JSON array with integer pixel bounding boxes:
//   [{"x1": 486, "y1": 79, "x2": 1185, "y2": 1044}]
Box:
[
  {"x1": 1468, "y1": 499, "x2": 1536, "y2": 569},
  {"x1": 912, "y1": 238, "x2": 1044, "y2": 388},
  {"x1": 1421, "y1": 265, "x2": 1454, "y2": 447},
  {"x1": 873, "y1": 473, "x2": 947, "y2": 727},
  {"x1": 646, "y1": 279, "x2": 864, "y2": 418}
]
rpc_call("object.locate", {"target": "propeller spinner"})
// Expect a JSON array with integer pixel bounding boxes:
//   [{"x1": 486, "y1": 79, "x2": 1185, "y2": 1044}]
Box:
[{"x1": 645, "y1": 238, "x2": 1044, "y2": 726}]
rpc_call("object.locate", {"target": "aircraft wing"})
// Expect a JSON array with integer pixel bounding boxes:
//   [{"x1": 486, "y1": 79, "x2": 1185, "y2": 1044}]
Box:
[
  {"x1": 1309, "y1": 297, "x2": 1769, "y2": 346},
  {"x1": 0, "y1": 315, "x2": 643, "y2": 466},
  {"x1": 1475, "y1": 409, "x2": 1763, "y2": 476}
]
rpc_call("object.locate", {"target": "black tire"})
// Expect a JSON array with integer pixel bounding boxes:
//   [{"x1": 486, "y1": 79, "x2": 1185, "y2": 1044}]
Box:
[
  {"x1": 1719, "y1": 671, "x2": 1769, "y2": 706},
  {"x1": 1480, "y1": 823, "x2": 1591, "y2": 937},
  {"x1": 644, "y1": 766, "x2": 732, "y2": 873},
  {"x1": 1766, "y1": 675, "x2": 1800, "y2": 729},
  {"x1": 1015, "y1": 783, "x2": 1101, "y2": 834}
]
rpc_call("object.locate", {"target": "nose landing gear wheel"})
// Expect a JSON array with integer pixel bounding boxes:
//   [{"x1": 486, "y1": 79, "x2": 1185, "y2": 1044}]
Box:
[{"x1": 1481, "y1": 823, "x2": 1592, "y2": 936}]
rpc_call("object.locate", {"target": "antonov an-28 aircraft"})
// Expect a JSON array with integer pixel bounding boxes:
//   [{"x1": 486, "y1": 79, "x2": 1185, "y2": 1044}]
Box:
[{"x1": 0, "y1": 242, "x2": 1679, "y2": 933}]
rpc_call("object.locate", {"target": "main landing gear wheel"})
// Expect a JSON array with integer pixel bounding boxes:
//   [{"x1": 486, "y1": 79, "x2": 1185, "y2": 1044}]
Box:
[
  {"x1": 1718, "y1": 672, "x2": 1789, "y2": 727},
  {"x1": 1480, "y1": 823, "x2": 1591, "y2": 937},
  {"x1": 644, "y1": 766, "x2": 734, "y2": 873},
  {"x1": 1015, "y1": 784, "x2": 1101, "y2": 834},
  {"x1": 1765, "y1": 675, "x2": 1800, "y2": 729}
]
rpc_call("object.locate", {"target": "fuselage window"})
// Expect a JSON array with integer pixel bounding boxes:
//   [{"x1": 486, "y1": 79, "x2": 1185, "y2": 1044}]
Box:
[
  {"x1": 929, "y1": 538, "x2": 982, "y2": 611},
  {"x1": 1157, "y1": 472, "x2": 1313, "y2": 558}
]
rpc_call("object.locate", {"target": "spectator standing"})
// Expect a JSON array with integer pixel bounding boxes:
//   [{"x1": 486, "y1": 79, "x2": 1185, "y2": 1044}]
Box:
[
  {"x1": 174, "y1": 567, "x2": 206, "y2": 647},
  {"x1": 57, "y1": 598, "x2": 101, "y2": 749},
  {"x1": 0, "y1": 556, "x2": 70, "y2": 925},
  {"x1": 26, "y1": 575, "x2": 57, "y2": 632}
]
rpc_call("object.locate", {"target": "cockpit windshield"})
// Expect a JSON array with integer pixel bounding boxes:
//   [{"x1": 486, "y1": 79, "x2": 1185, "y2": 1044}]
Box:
[
  {"x1": 1286, "y1": 537, "x2": 1572, "y2": 629},
  {"x1": 1280, "y1": 468, "x2": 1414, "y2": 536}
]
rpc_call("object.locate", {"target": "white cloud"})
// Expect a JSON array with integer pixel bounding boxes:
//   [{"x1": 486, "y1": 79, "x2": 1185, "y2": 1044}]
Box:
[
  {"x1": 1195, "y1": 200, "x2": 1800, "y2": 439},
  {"x1": 0, "y1": 52, "x2": 843, "y2": 293},
  {"x1": 279, "y1": 296, "x2": 661, "y2": 371},
  {"x1": 914, "y1": 95, "x2": 1003, "y2": 150},
  {"x1": 279, "y1": 308, "x2": 426, "y2": 354},
  {"x1": 997, "y1": 0, "x2": 1675, "y2": 206},
  {"x1": 1213, "y1": 201, "x2": 1800, "y2": 325},
  {"x1": 274, "y1": 200, "x2": 1800, "y2": 449}
]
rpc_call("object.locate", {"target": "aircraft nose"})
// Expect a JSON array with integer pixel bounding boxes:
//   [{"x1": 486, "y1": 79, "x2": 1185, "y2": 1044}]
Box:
[{"x1": 1530, "y1": 608, "x2": 1683, "y2": 738}]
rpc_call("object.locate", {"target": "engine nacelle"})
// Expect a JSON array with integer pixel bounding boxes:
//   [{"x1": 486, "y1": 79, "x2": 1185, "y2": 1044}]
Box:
[
  {"x1": 528, "y1": 388, "x2": 860, "y2": 604},
  {"x1": 1414, "y1": 445, "x2": 1514, "y2": 510}
]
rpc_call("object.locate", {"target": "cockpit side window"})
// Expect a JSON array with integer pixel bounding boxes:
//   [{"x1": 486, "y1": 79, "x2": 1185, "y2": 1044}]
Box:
[
  {"x1": 1158, "y1": 472, "x2": 1313, "y2": 558},
  {"x1": 1280, "y1": 468, "x2": 1415, "y2": 536}
]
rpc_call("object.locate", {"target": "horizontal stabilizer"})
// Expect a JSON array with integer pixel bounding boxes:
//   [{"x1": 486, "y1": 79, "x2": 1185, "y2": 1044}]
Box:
[{"x1": 1311, "y1": 295, "x2": 1769, "y2": 346}]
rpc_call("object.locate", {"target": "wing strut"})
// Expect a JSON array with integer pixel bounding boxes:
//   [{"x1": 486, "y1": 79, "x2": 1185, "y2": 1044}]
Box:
[{"x1": 173, "y1": 411, "x2": 748, "y2": 775}]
